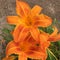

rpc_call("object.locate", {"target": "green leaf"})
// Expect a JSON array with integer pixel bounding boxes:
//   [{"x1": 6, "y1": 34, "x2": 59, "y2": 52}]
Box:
[
  {"x1": 47, "y1": 48, "x2": 58, "y2": 60},
  {"x1": 38, "y1": 26, "x2": 54, "y2": 34},
  {"x1": 57, "y1": 41, "x2": 60, "y2": 49},
  {"x1": 1, "y1": 24, "x2": 16, "y2": 42},
  {"x1": 8, "y1": 24, "x2": 16, "y2": 31},
  {"x1": 49, "y1": 42, "x2": 60, "y2": 60},
  {"x1": 2, "y1": 28, "x2": 13, "y2": 42}
]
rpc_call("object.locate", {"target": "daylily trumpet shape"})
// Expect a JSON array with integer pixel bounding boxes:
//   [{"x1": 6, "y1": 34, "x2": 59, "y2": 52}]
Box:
[
  {"x1": 6, "y1": 33, "x2": 50, "y2": 60},
  {"x1": 7, "y1": 0, "x2": 52, "y2": 42}
]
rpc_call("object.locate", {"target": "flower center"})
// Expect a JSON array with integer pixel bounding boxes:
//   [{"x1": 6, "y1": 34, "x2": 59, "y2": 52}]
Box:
[
  {"x1": 25, "y1": 16, "x2": 34, "y2": 26},
  {"x1": 19, "y1": 36, "x2": 40, "y2": 52}
]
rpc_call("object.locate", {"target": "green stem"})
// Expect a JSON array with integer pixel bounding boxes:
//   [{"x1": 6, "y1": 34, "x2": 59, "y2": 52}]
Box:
[{"x1": 47, "y1": 48, "x2": 58, "y2": 60}]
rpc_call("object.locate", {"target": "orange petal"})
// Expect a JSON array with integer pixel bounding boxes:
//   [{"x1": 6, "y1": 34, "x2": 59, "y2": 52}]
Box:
[
  {"x1": 19, "y1": 53, "x2": 27, "y2": 60},
  {"x1": 48, "y1": 33, "x2": 60, "y2": 42},
  {"x1": 6, "y1": 41, "x2": 16, "y2": 52},
  {"x1": 30, "y1": 27, "x2": 40, "y2": 41},
  {"x1": 18, "y1": 27, "x2": 29, "y2": 42},
  {"x1": 54, "y1": 33, "x2": 60, "y2": 41},
  {"x1": 7, "y1": 16, "x2": 20, "y2": 25},
  {"x1": 35, "y1": 14, "x2": 52, "y2": 27},
  {"x1": 16, "y1": 0, "x2": 31, "y2": 18},
  {"x1": 39, "y1": 33, "x2": 50, "y2": 50},
  {"x1": 40, "y1": 33, "x2": 49, "y2": 42},
  {"x1": 6, "y1": 41, "x2": 20, "y2": 56},
  {"x1": 50, "y1": 26, "x2": 58, "y2": 37},
  {"x1": 6, "y1": 41, "x2": 28, "y2": 60},
  {"x1": 48, "y1": 26, "x2": 60, "y2": 42},
  {"x1": 27, "y1": 51, "x2": 47, "y2": 60},
  {"x1": 31, "y1": 5, "x2": 42, "y2": 16},
  {"x1": 13, "y1": 25, "x2": 24, "y2": 42}
]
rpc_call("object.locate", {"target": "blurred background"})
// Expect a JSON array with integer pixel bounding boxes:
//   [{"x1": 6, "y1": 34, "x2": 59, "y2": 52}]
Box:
[{"x1": 0, "y1": 0, "x2": 60, "y2": 60}]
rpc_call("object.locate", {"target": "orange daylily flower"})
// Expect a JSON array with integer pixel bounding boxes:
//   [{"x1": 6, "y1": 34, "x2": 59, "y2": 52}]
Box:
[
  {"x1": 3, "y1": 0, "x2": 60, "y2": 60},
  {"x1": 7, "y1": 0, "x2": 52, "y2": 42},
  {"x1": 6, "y1": 33, "x2": 50, "y2": 60},
  {"x1": 48, "y1": 26, "x2": 60, "y2": 42}
]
